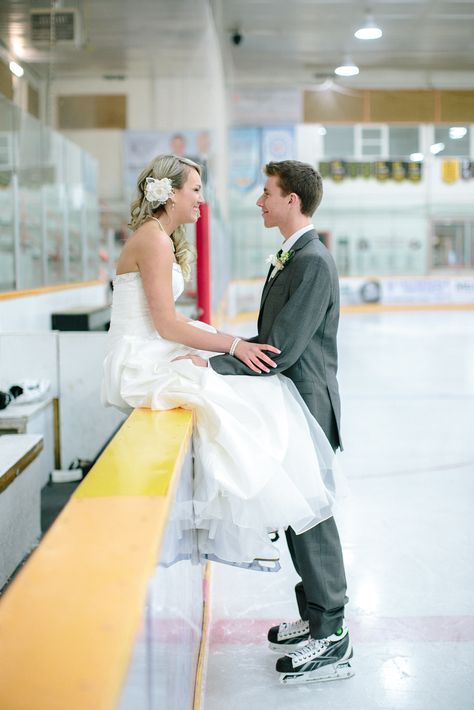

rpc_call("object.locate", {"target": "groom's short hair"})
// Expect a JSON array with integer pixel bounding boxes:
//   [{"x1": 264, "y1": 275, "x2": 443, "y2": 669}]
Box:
[{"x1": 264, "y1": 160, "x2": 323, "y2": 217}]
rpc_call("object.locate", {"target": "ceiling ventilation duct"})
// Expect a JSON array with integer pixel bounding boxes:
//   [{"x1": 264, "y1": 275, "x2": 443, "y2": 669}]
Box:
[{"x1": 30, "y1": 8, "x2": 82, "y2": 47}]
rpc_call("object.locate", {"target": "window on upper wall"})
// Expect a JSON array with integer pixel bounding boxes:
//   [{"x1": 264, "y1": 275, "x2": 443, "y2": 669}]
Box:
[
  {"x1": 355, "y1": 125, "x2": 388, "y2": 158},
  {"x1": 323, "y1": 126, "x2": 355, "y2": 158},
  {"x1": 389, "y1": 126, "x2": 420, "y2": 158},
  {"x1": 434, "y1": 126, "x2": 470, "y2": 157}
]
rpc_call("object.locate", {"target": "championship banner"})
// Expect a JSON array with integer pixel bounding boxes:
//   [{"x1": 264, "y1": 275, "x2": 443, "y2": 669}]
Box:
[
  {"x1": 346, "y1": 162, "x2": 359, "y2": 179},
  {"x1": 317, "y1": 160, "x2": 423, "y2": 182},
  {"x1": 229, "y1": 127, "x2": 261, "y2": 192},
  {"x1": 441, "y1": 159, "x2": 460, "y2": 184},
  {"x1": 318, "y1": 162, "x2": 330, "y2": 178},
  {"x1": 391, "y1": 161, "x2": 407, "y2": 182},
  {"x1": 374, "y1": 161, "x2": 391, "y2": 181},
  {"x1": 460, "y1": 160, "x2": 473, "y2": 181},
  {"x1": 407, "y1": 162, "x2": 422, "y2": 183},
  {"x1": 329, "y1": 160, "x2": 346, "y2": 182}
]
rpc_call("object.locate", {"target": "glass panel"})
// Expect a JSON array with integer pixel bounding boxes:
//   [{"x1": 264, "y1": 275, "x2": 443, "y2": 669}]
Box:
[
  {"x1": 0, "y1": 96, "x2": 15, "y2": 291},
  {"x1": 82, "y1": 152, "x2": 100, "y2": 280},
  {"x1": 324, "y1": 127, "x2": 354, "y2": 158},
  {"x1": 434, "y1": 126, "x2": 470, "y2": 157},
  {"x1": 17, "y1": 109, "x2": 43, "y2": 289},
  {"x1": 389, "y1": 126, "x2": 419, "y2": 158},
  {"x1": 432, "y1": 222, "x2": 474, "y2": 268},
  {"x1": 43, "y1": 129, "x2": 66, "y2": 284},
  {"x1": 65, "y1": 141, "x2": 84, "y2": 281}
]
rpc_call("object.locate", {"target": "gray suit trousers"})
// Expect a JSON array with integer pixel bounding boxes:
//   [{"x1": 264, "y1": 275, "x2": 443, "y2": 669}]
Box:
[{"x1": 285, "y1": 416, "x2": 348, "y2": 640}]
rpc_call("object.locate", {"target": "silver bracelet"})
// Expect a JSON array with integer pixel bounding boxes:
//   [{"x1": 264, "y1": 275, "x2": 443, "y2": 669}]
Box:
[{"x1": 229, "y1": 337, "x2": 242, "y2": 357}]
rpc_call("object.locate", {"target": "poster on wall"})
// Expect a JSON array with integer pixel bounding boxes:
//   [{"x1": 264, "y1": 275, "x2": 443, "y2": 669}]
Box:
[
  {"x1": 229, "y1": 127, "x2": 261, "y2": 193},
  {"x1": 123, "y1": 130, "x2": 213, "y2": 197}
]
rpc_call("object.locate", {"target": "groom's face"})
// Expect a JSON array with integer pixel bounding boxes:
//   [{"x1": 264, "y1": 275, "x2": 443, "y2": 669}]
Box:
[{"x1": 256, "y1": 176, "x2": 290, "y2": 229}]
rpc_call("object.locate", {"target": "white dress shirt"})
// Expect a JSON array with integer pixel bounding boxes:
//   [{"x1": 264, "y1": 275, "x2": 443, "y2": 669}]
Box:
[{"x1": 282, "y1": 223, "x2": 315, "y2": 252}]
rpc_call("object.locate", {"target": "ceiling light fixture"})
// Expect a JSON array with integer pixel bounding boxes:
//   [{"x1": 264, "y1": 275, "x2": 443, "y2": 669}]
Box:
[
  {"x1": 430, "y1": 143, "x2": 445, "y2": 155},
  {"x1": 449, "y1": 126, "x2": 467, "y2": 140},
  {"x1": 355, "y1": 11, "x2": 383, "y2": 40},
  {"x1": 9, "y1": 60, "x2": 24, "y2": 78},
  {"x1": 335, "y1": 58, "x2": 359, "y2": 77},
  {"x1": 410, "y1": 153, "x2": 424, "y2": 162}
]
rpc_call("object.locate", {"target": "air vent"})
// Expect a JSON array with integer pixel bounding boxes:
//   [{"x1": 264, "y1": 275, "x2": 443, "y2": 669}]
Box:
[{"x1": 30, "y1": 9, "x2": 82, "y2": 46}]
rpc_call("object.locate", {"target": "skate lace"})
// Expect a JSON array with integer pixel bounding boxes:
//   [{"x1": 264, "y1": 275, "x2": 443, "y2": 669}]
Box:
[
  {"x1": 281, "y1": 620, "x2": 309, "y2": 634},
  {"x1": 289, "y1": 637, "x2": 328, "y2": 662}
]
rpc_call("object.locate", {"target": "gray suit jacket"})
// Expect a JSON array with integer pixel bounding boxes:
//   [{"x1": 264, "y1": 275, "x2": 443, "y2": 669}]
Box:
[{"x1": 210, "y1": 230, "x2": 342, "y2": 450}]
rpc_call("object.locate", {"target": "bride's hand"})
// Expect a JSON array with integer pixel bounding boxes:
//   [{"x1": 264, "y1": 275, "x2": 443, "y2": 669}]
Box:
[
  {"x1": 172, "y1": 355, "x2": 208, "y2": 367},
  {"x1": 234, "y1": 341, "x2": 280, "y2": 373}
]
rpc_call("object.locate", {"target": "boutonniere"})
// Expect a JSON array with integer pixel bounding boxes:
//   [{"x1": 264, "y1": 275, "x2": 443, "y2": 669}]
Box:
[{"x1": 266, "y1": 249, "x2": 295, "y2": 279}]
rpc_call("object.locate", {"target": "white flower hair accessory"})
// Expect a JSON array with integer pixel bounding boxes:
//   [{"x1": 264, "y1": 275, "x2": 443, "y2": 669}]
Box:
[{"x1": 144, "y1": 177, "x2": 174, "y2": 205}]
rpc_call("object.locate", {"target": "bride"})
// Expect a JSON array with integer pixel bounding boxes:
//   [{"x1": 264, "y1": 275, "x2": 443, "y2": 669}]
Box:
[{"x1": 102, "y1": 154, "x2": 340, "y2": 569}]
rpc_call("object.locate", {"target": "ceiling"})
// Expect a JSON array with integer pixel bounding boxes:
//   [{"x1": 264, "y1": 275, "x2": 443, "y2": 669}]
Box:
[{"x1": 0, "y1": 0, "x2": 473, "y2": 87}]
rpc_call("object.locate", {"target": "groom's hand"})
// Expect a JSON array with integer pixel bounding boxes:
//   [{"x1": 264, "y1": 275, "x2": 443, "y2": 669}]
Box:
[{"x1": 234, "y1": 341, "x2": 280, "y2": 373}]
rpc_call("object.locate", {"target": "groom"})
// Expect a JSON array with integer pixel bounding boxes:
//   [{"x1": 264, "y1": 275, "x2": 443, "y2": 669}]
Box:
[{"x1": 209, "y1": 160, "x2": 352, "y2": 684}]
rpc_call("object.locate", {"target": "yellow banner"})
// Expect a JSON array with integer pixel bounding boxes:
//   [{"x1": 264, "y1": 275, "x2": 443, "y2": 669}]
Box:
[{"x1": 441, "y1": 159, "x2": 460, "y2": 184}]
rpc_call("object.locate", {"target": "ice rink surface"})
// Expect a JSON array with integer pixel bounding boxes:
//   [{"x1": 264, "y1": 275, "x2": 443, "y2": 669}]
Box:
[{"x1": 203, "y1": 309, "x2": 474, "y2": 710}]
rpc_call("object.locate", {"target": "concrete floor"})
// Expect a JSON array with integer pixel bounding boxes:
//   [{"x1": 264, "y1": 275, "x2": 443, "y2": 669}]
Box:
[{"x1": 203, "y1": 309, "x2": 474, "y2": 710}]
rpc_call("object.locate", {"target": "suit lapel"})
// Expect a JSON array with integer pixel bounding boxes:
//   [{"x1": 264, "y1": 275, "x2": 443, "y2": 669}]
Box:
[{"x1": 259, "y1": 230, "x2": 319, "y2": 318}]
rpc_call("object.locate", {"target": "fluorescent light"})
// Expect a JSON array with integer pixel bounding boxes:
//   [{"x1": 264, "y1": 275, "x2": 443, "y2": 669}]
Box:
[
  {"x1": 410, "y1": 153, "x2": 424, "y2": 162},
  {"x1": 335, "y1": 60, "x2": 359, "y2": 77},
  {"x1": 449, "y1": 126, "x2": 467, "y2": 140},
  {"x1": 355, "y1": 14, "x2": 383, "y2": 40},
  {"x1": 430, "y1": 142, "x2": 445, "y2": 155},
  {"x1": 9, "y1": 61, "x2": 24, "y2": 78}
]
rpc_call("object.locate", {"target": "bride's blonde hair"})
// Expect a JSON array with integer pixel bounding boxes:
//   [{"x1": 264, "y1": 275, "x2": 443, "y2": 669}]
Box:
[{"x1": 129, "y1": 154, "x2": 201, "y2": 281}]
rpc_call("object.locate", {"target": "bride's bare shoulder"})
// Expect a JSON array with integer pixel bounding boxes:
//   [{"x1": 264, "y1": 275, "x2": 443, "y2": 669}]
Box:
[{"x1": 131, "y1": 219, "x2": 173, "y2": 253}]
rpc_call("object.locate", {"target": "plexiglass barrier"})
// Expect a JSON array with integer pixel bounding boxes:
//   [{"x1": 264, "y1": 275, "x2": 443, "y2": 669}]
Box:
[{"x1": 0, "y1": 95, "x2": 100, "y2": 292}]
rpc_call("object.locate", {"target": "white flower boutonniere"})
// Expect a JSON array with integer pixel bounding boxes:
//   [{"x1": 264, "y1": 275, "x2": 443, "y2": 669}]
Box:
[
  {"x1": 144, "y1": 177, "x2": 174, "y2": 205},
  {"x1": 266, "y1": 249, "x2": 295, "y2": 279}
]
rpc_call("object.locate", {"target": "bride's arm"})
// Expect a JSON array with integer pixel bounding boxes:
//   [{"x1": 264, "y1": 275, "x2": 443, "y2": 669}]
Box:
[
  {"x1": 137, "y1": 231, "x2": 278, "y2": 373},
  {"x1": 176, "y1": 311, "x2": 191, "y2": 323}
]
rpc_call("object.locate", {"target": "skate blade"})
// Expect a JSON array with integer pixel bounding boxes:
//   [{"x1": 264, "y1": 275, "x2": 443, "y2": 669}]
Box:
[{"x1": 280, "y1": 661, "x2": 355, "y2": 685}]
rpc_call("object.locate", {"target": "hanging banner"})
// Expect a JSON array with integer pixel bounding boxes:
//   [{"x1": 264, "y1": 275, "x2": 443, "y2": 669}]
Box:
[
  {"x1": 441, "y1": 159, "x2": 460, "y2": 184},
  {"x1": 318, "y1": 161, "x2": 423, "y2": 182},
  {"x1": 460, "y1": 160, "x2": 473, "y2": 181},
  {"x1": 261, "y1": 126, "x2": 295, "y2": 166},
  {"x1": 391, "y1": 161, "x2": 407, "y2": 182},
  {"x1": 374, "y1": 161, "x2": 391, "y2": 181},
  {"x1": 229, "y1": 127, "x2": 261, "y2": 192},
  {"x1": 329, "y1": 160, "x2": 346, "y2": 182},
  {"x1": 346, "y1": 162, "x2": 360, "y2": 179},
  {"x1": 407, "y1": 161, "x2": 422, "y2": 183}
]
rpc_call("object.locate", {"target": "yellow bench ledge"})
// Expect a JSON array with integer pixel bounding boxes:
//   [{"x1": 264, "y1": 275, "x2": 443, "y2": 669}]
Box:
[{"x1": 0, "y1": 407, "x2": 193, "y2": 710}]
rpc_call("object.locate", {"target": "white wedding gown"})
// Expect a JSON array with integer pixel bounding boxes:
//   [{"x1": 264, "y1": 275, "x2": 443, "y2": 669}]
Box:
[{"x1": 102, "y1": 264, "x2": 341, "y2": 569}]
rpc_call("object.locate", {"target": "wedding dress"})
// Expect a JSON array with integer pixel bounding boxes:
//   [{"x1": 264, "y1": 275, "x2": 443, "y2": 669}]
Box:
[{"x1": 102, "y1": 264, "x2": 341, "y2": 569}]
